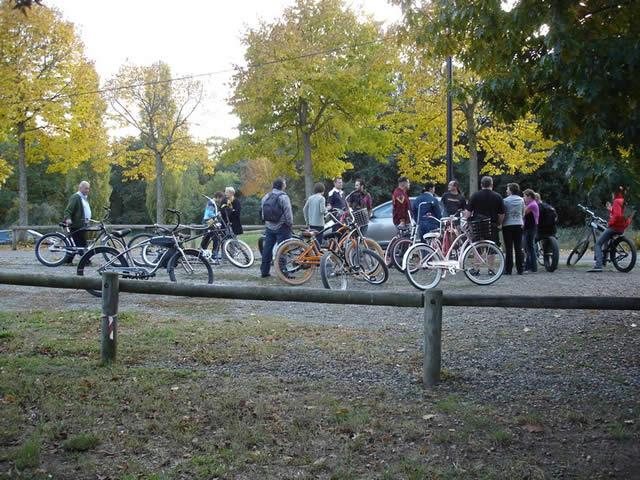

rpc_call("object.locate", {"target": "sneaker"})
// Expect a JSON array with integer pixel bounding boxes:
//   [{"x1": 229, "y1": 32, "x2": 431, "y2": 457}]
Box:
[
  {"x1": 468, "y1": 268, "x2": 479, "y2": 276},
  {"x1": 587, "y1": 266, "x2": 603, "y2": 272},
  {"x1": 488, "y1": 269, "x2": 496, "y2": 276},
  {"x1": 261, "y1": 273, "x2": 271, "y2": 278},
  {"x1": 199, "y1": 249, "x2": 212, "y2": 260}
]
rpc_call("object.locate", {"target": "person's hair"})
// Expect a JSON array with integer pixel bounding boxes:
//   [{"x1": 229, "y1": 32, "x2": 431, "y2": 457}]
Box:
[
  {"x1": 214, "y1": 191, "x2": 224, "y2": 199},
  {"x1": 507, "y1": 183, "x2": 520, "y2": 196},
  {"x1": 534, "y1": 192, "x2": 541, "y2": 202},
  {"x1": 334, "y1": 177, "x2": 342, "y2": 183},
  {"x1": 79, "y1": 181, "x2": 90, "y2": 189},
  {"x1": 398, "y1": 176, "x2": 409, "y2": 184},
  {"x1": 355, "y1": 178, "x2": 365, "y2": 188},
  {"x1": 449, "y1": 179, "x2": 459, "y2": 188},
  {"x1": 523, "y1": 188, "x2": 535, "y2": 199},
  {"x1": 480, "y1": 176, "x2": 493, "y2": 188},
  {"x1": 225, "y1": 186, "x2": 235, "y2": 195},
  {"x1": 423, "y1": 182, "x2": 435, "y2": 192},
  {"x1": 313, "y1": 182, "x2": 325, "y2": 194},
  {"x1": 273, "y1": 178, "x2": 285, "y2": 190}
]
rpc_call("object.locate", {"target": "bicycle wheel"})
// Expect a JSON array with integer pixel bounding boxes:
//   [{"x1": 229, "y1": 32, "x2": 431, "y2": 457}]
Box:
[
  {"x1": 222, "y1": 238, "x2": 255, "y2": 268},
  {"x1": 567, "y1": 239, "x2": 589, "y2": 265},
  {"x1": 101, "y1": 236, "x2": 127, "y2": 262},
  {"x1": 462, "y1": 241, "x2": 504, "y2": 285},
  {"x1": 404, "y1": 244, "x2": 443, "y2": 290},
  {"x1": 357, "y1": 248, "x2": 389, "y2": 285},
  {"x1": 77, "y1": 246, "x2": 129, "y2": 297},
  {"x1": 274, "y1": 239, "x2": 315, "y2": 285},
  {"x1": 126, "y1": 232, "x2": 154, "y2": 266},
  {"x1": 540, "y1": 237, "x2": 559, "y2": 272},
  {"x1": 610, "y1": 236, "x2": 637, "y2": 272},
  {"x1": 391, "y1": 238, "x2": 413, "y2": 271},
  {"x1": 345, "y1": 239, "x2": 383, "y2": 276},
  {"x1": 35, "y1": 232, "x2": 70, "y2": 267},
  {"x1": 363, "y1": 237, "x2": 384, "y2": 257},
  {"x1": 320, "y1": 251, "x2": 348, "y2": 290},
  {"x1": 142, "y1": 243, "x2": 167, "y2": 267},
  {"x1": 167, "y1": 249, "x2": 213, "y2": 284},
  {"x1": 384, "y1": 236, "x2": 399, "y2": 267}
]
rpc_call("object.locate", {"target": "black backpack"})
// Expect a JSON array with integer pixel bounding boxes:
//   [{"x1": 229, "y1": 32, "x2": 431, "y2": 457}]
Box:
[
  {"x1": 538, "y1": 202, "x2": 557, "y2": 236},
  {"x1": 261, "y1": 192, "x2": 284, "y2": 222}
]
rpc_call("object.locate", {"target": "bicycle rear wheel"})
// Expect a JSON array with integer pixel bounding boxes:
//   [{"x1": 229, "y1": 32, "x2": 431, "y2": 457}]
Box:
[
  {"x1": 77, "y1": 246, "x2": 129, "y2": 297},
  {"x1": 357, "y1": 248, "x2": 389, "y2": 285},
  {"x1": 274, "y1": 239, "x2": 316, "y2": 285},
  {"x1": 167, "y1": 249, "x2": 213, "y2": 284},
  {"x1": 222, "y1": 238, "x2": 254, "y2": 268},
  {"x1": 567, "y1": 239, "x2": 589, "y2": 265},
  {"x1": 127, "y1": 232, "x2": 154, "y2": 266},
  {"x1": 35, "y1": 232, "x2": 70, "y2": 267},
  {"x1": 610, "y1": 236, "x2": 637, "y2": 272},
  {"x1": 462, "y1": 241, "x2": 504, "y2": 285},
  {"x1": 391, "y1": 238, "x2": 412, "y2": 271},
  {"x1": 404, "y1": 244, "x2": 442, "y2": 290},
  {"x1": 540, "y1": 237, "x2": 559, "y2": 272},
  {"x1": 320, "y1": 251, "x2": 348, "y2": 290}
]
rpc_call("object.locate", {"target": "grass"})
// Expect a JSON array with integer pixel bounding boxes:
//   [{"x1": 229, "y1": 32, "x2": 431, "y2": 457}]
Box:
[{"x1": 0, "y1": 309, "x2": 637, "y2": 479}]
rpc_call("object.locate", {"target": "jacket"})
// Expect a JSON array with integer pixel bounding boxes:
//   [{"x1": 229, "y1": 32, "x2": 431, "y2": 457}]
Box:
[
  {"x1": 608, "y1": 195, "x2": 631, "y2": 231},
  {"x1": 63, "y1": 193, "x2": 86, "y2": 229}
]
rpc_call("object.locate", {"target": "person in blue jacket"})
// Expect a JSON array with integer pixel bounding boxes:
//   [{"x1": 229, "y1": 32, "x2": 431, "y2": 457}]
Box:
[{"x1": 412, "y1": 182, "x2": 442, "y2": 242}]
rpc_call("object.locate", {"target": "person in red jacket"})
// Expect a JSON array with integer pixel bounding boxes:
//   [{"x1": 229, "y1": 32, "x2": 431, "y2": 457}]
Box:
[
  {"x1": 392, "y1": 176, "x2": 411, "y2": 227},
  {"x1": 588, "y1": 187, "x2": 631, "y2": 272}
]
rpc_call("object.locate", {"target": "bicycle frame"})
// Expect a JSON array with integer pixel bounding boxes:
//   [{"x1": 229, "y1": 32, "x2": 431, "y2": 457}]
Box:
[{"x1": 60, "y1": 209, "x2": 124, "y2": 254}]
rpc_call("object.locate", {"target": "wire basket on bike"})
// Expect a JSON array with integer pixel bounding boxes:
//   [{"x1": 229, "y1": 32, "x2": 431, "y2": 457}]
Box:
[
  {"x1": 352, "y1": 208, "x2": 370, "y2": 228},
  {"x1": 469, "y1": 217, "x2": 491, "y2": 242}
]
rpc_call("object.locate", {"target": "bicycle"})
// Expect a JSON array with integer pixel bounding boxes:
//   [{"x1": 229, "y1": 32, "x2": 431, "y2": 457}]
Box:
[
  {"x1": 536, "y1": 235, "x2": 559, "y2": 272},
  {"x1": 35, "y1": 207, "x2": 129, "y2": 267},
  {"x1": 383, "y1": 213, "x2": 415, "y2": 271},
  {"x1": 566, "y1": 204, "x2": 636, "y2": 272},
  {"x1": 76, "y1": 209, "x2": 213, "y2": 297},
  {"x1": 402, "y1": 217, "x2": 504, "y2": 290}
]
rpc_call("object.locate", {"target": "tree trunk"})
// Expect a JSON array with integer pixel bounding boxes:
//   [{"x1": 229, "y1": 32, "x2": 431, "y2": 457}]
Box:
[
  {"x1": 155, "y1": 152, "x2": 164, "y2": 224},
  {"x1": 465, "y1": 106, "x2": 478, "y2": 195},
  {"x1": 17, "y1": 122, "x2": 27, "y2": 243},
  {"x1": 299, "y1": 98, "x2": 313, "y2": 199}
]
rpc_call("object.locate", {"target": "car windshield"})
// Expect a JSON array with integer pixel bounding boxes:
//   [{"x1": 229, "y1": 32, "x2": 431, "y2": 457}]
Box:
[{"x1": 373, "y1": 203, "x2": 393, "y2": 218}]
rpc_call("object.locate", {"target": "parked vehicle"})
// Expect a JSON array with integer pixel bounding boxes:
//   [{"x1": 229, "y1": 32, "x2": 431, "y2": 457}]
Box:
[{"x1": 366, "y1": 197, "x2": 416, "y2": 247}]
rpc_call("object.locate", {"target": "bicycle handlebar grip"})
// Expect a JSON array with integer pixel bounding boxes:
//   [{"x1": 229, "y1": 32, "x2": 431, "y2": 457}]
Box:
[{"x1": 167, "y1": 208, "x2": 178, "y2": 214}]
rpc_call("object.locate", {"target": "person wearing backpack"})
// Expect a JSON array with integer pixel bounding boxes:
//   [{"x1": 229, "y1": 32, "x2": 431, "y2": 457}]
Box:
[
  {"x1": 535, "y1": 192, "x2": 558, "y2": 238},
  {"x1": 260, "y1": 178, "x2": 293, "y2": 278}
]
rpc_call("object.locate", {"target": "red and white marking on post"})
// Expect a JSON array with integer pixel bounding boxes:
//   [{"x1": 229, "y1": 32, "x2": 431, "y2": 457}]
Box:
[{"x1": 102, "y1": 315, "x2": 116, "y2": 340}]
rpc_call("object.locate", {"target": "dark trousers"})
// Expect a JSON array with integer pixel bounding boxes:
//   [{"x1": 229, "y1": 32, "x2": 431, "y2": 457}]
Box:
[
  {"x1": 310, "y1": 225, "x2": 324, "y2": 247},
  {"x1": 260, "y1": 225, "x2": 292, "y2": 276},
  {"x1": 67, "y1": 228, "x2": 87, "y2": 262},
  {"x1": 502, "y1": 225, "x2": 524, "y2": 274},
  {"x1": 200, "y1": 232, "x2": 220, "y2": 257},
  {"x1": 523, "y1": 226, "x2": 538, "y2": 272}
]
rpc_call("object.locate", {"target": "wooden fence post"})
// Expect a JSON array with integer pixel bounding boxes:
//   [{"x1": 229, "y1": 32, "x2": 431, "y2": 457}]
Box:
[
  {"x1": 423, "y1": 289, "x2": 443, "y2": 388},
  {"x1": 101, "y1": 272, "x2": 119, "y2": 365},
  {"x1": 11, "y1": 228, "x2": 17, "y2": 251}
]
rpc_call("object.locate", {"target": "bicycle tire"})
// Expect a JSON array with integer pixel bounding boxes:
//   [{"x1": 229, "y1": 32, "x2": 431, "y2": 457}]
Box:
[
  {"x1": 35, "y1": 232, "x2": 70, "y2": 267},
  {"x1": 76, "y1": 246, "x2": 129, "y2": 297},
  {"x1": 567, "y1": 239, "x2": 589, "y2": 265},
  {"x1": 345, "y1": 239, "x2": 384, "y2": 277},
  {"x1": 403, "y1": 244, "x2": 443, "y2": 290},
  {"x1": 126, "y1": 232, "x2": 154, "y2": 266},
  {"x1": 391, "y1": 238, "x2": 413, "y2": 272},
  {"x1": 384, "y1": 236, "x2": 399, "y2": 267},
  {"x1": 101, "y1": 236, "x2": 127, "y2": 262},
  {"x1": 610, "y1": 236, "x2": 637, "y2": 272},
  {"x1": 542, "y1": 237, "x2": 559, "y2": 272},
  {"x1": 357, "y1": 248, "x2": 389, "y2": 285},
  {"x1": 167, "y1": 248, "x2": 213, "y2": 284},
  {"x1": 142, "y1": 242, "x2": 167, "y2": 267},
  {"x1": 222, "y1": 238, "x2": 255, "y2": 268},
  {"x1": 462, "y1": 241, "x2": 504, "y2": 285},
  {"x1": 274, "y1": 239, "x2": 315, "y2": 285},
  {"x1": 320, "y1": 251, "x2": 348, "y2": 290}
]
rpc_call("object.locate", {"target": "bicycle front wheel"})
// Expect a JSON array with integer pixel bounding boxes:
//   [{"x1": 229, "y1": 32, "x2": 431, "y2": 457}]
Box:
[
  {"x1": 391, "y1": 238, "x2": 413, "y2": 272},
  {"x1": 540, "y1": 237, "x2": 559, "y2": 272},
  {"x1": 567, "y1": 239, "x2": 589, "y2": 265},
  {"x1": 274, "y1": 239, "x2": 315, "y2": 285},
  {"x1": 77, "y1": 246, "x2": 129, "y2": 297},
  {"x1": 462, "y1": 241, "x2": 504, "y2": 285},
  {"x1": 404, "y1": 244, "x2": 443, "y2": 290},
  {"x1": 167, "y1": 249, "x2": 213, "y2": 284},
  {"x1": 320, "y1": 251, "x2": 348, "y2": 290},
  {"x1": 357, "y1": 248, "x2": 389, "y2": 285},
  {"x1": 223, "y1": 238, "x2": 254, "y2": 268},
  {"x1": 610, "y1": 236, "x2": 637, "y2": 272},
  {"x1": 35, "y1": 232, "x2": 70, "y2": 267}
]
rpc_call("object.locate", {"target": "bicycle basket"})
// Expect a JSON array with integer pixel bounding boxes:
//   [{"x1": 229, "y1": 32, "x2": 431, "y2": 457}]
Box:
[
  {"x1": 469, "y1": 217, "x2": 491, "y2": 241},
  {"x1": 352, "y1": 208, "x2": 369, "y2": 227}
]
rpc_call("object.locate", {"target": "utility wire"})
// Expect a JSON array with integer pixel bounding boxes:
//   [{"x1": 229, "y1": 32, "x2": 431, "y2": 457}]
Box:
[{"x1": 0, "y1": 38, "x2": 385, "y2": 107}]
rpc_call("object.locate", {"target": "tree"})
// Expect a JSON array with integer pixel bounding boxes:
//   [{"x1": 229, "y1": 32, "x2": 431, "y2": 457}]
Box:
[
  {"x1": 385, "y1": 44, "x2": 556, "y2": 192},
  {"x1": 106, "y1": 61, "x2": 210, "y2": 223},
  {"x1": 227, "y1": 0, "x2": 397, "y2": 198},
  {"x1": 0, "y1": 1, "x2": 108, "y2": 236},
  {"x1": 396, "y1": 0, "x2": 640, "y2": 191}
]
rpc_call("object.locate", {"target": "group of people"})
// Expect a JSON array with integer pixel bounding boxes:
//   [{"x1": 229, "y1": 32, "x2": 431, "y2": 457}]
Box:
[{"x1": 199, "y1": 187, "x2": 243, "y2": 263}]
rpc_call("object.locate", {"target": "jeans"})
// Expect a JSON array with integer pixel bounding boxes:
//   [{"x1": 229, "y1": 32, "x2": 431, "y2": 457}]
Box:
[
  {"x1": 502, "y1": 225, "x2": 524, "y2": 274},
  {"x1": 523, "y1": 226, "x2": 538, "y2": 272},
  {"x1": 594, "y1": 227, "x2": 620, "y2": 268},
  {"x1": 260, "y1": 225, "x2": 292, "y2": 276},
  {"x1": 417, "y1": 222, "x2": 438, "y2": 243}
]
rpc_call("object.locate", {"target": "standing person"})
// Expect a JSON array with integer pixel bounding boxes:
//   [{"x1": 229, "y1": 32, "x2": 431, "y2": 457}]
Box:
[
  {"x1": 502, "y1": 183, "x2": 525, "y2": 275},
  {"x1": 347, "y1": 178, "x2": 373, "y2": 235},
  {"x1": 522, "y1": 189, "x2": 539, "y2": 273},
  {"x1": 200, "y1": 191, "x2": 224, "y2": 261},
  {"x1": 440, "y1": 179, "x2": 466, "y2": 216},
  {"x1": 326, "y1": 177, "x2": 346, "y2": 211},
  {"x1": 535, "y1": 192, "x2": 558, "y2": 239},
  {"x1": 588, "y1": 187, "x2": 631, "y2": 272},
  {"x1": 392, "y1": 176, "x2": 411, "y2": 228},
  {"x1": 260, "y1": 178, "x2": 293, "y2": 278},
  {"x1": 221, "y1": 187, "x2": 243, "y2": 235},
  {"x1": 303, "y1": 182, "x2": 326, "y2": 246},
  {"x1": 62, "y1": 181, "x2": 91, "y2": 264},
  {"x1": 412, "y1": 182, "x2": 442, "y2": 241}
]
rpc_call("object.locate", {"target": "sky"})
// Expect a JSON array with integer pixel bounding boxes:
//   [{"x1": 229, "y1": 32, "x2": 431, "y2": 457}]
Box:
[{"x1": 55, "y1": 0, "x2": 403, "y2": 141}]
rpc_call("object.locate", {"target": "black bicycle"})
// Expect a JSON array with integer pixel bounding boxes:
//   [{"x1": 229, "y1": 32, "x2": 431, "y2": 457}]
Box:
[
  {"x1": 34, "y1": 207, "x2": 129, "y2": 267},
  {"x1": 567, "y1": 204, "x2": 636, "y2": 272},
  {"x1": 536, "y1": 235, "x2": 559, "y2": 272},
  {"x1": 77, "y1": 209, "x2": 213, "y2": 297}
]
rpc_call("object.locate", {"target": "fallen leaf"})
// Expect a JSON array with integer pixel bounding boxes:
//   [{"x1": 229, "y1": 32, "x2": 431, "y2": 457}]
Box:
[
  {"x1": 523, "y1": 424, "x2": 544, "y2": 433},
  {"x1": 171, "y1": 386, "x2": 179, "y2": 391},
  {"x1": 589, "y1": 310, "x2": 598, "y2": 314},
  {"x1": 420, "y1": 445, "x2": 428, "y2": 454},
  {"x1": 312, "y1": 457, "x2": 327, "y2": 467},
  {"x1": 336, "y1": 407, "x2": 349, "y2": 416},
  {"x1": 396, "y1": 348, "x2": 406, "y2": 353},
  {"x1": 624, "y1": 420, "x2": 634, "y2": 425},
  {"x1": 523, "y1": 327, "x2": 531, "y2": 333},
  {"x1": 423, "y1": 414, "x2": 436, "y2": 421}
]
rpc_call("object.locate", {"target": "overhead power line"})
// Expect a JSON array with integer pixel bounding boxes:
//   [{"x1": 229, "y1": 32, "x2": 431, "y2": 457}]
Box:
[{"x1": 0, "y1": 38, "x2": 385, "y2": 107}]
